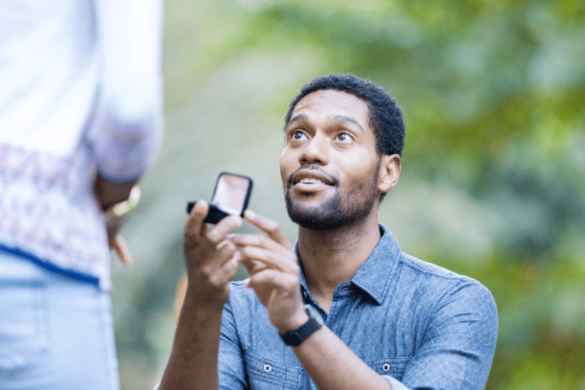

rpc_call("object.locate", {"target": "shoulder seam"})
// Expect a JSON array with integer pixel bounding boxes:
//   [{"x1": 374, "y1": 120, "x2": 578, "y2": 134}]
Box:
[{"x1": 399, "y1": 253, "x2": 475, "y2": 283}]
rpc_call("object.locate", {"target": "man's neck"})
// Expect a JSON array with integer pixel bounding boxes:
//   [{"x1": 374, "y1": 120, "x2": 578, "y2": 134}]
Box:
[{"x1": 297, "y1": 212, "x2": 381, "y2": 313}]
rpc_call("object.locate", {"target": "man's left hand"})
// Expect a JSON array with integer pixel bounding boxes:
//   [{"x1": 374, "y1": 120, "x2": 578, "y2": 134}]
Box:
[{"x1": 231, "y1": 210, "x2": 309, "y2": 333}]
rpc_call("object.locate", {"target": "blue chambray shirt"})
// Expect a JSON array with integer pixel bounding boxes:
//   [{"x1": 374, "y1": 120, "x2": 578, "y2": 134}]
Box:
[{"x1": 218, "y1": 224, "x2": 498, "y2": 390}]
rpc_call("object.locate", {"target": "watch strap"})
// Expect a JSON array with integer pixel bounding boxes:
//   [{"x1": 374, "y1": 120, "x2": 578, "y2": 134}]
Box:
[{"x1": 279, "y1": 305, "x2": 324, "y2": 347}]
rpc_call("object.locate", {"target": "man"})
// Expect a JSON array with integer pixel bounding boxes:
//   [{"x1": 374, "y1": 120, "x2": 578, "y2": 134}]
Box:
[{"x1": 159, "y1": 74, "x2": 498, "y2": 390}]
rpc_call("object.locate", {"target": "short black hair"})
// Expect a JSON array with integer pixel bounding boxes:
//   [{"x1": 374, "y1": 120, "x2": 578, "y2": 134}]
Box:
[{"x1": 284, "y1": 73, "x2": 405, "y2": 157}]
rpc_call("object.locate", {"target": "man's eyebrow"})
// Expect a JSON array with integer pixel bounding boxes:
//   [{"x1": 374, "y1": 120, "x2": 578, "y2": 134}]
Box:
[
  {"x1": 286, "y1": 113, "x2": 366, "y2": 133},
  {"x1": 329, "y1": 115, "x2": 365, "y2": 132},
  {"x1": 286, "y1": 114, "x2": 308, "y2": 127}
]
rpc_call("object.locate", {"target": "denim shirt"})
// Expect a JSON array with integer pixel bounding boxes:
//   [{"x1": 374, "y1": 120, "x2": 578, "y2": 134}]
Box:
[{"x1": 218, "y1": 224, "x2": 498, "y2": 390}]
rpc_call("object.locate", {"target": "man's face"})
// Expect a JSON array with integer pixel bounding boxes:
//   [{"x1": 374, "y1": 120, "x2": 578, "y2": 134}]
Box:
[{"x1": 280, "y1": 89, "x2": 382, "y2": 230}]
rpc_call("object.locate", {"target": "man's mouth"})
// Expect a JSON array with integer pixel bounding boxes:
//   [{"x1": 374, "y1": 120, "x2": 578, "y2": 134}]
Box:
[
  {"x1": 288, "y1": 166, "x2": 338, "y2": 190},
  {"x1": 299, "y1": 178, "x2": 326, "y2": 185}
]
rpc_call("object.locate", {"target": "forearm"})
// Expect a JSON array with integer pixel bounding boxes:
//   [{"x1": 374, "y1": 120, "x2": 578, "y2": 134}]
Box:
[
  {"x1": 92, "y1": 0, "x2": 164, "y2": 181},
  {"x1": 159, "y1": 291, "x2": 223, "y2": 390},
  {"x1": 160, "y1": 204, "x2": 243, "y2": 389},
  {"x1": 293, "y1": 326, "x2": 392, "y2": 390}
]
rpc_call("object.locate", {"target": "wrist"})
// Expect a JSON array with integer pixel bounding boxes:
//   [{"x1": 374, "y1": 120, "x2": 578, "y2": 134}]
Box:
[
  {"x1": 95, "y1": 175, "x2": 138, "y2": 210},
  {"x1": 103, "y1": 185, "x2": 141, "y2": 225},
  {"x1": 277, "y1": 310, "x2": 310, "y2": 334},
  {"x1": 184, "y1": 284, "x2": 228, "y2": 313}
]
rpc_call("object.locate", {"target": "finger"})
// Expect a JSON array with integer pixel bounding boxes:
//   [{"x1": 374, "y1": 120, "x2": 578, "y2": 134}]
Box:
[
  {"x1": 200, "y1": 240, "x2": 237, "y2": 282},
  {"x1": 239, "y1": 256, "x2": 268, "y2": 276},
  {"x1": 107, "y1": 226, "x2": 117, "y2": 248},
  {"x1": 232, "y1": 235, "x2": 296, "y2": 274},
  {"x1": 239, "y1": 246, "x2": 299, "y2": 274},
  {"x1": 209, "y1": 250, "x2": 241, "y2": 288},
  {"x1": 244, "y1": 210, "x2": 293, "y2": 250},
  {"x1": 219, "y1": 251, "x2": 241, "y2": 282},
  {"x1": 114, "y1": 234, "x2": 133, "y2": 266},
  {"x1": 217, "y1": 240, "x2": 230, "y2": 250},
  {"x1": 215, "y1": 240, "x2": 238, "y2": 267},
  {"x1": 184, "y1": 200, "x2": 209, "y2": 241},
  {"x1": 246, "y1": 268, "x2": 299, "y2": 293},
  {"x1": 207, "y1": 215, "x2": 242, "y2": 245},
  {"x1": 230, "y1": 234, "x2": 283, "y2": 252}
]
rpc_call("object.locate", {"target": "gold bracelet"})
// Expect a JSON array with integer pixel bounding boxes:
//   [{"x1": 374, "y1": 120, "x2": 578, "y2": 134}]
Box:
[{"x1": 103, "y1": 186, "x2": 141, "y2": 225}]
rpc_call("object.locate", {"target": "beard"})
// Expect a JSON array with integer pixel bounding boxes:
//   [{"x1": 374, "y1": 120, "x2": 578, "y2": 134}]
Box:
[{"x1": 284, "y1": 164, "x2": 380, "y2": 231}]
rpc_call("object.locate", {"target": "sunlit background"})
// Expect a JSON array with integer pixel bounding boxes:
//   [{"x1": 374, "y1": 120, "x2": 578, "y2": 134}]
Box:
[{"x1": 112, "y1": 0, "x2": 585, "y2": 388}]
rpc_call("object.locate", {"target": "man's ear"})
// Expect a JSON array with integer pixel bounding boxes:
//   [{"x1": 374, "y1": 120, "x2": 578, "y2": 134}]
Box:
[{"x1": 378, "y1": 154, "x2": 401, "y2": 195}]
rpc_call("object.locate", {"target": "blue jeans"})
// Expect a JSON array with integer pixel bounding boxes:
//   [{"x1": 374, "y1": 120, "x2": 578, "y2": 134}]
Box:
[{"x1": 0, "y1": 251, "x2": 120, "y2": 390}]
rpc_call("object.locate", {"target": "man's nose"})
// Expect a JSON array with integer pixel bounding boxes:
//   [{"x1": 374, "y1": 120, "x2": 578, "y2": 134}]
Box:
[{"x1": 299, "y1": 133, "x2": 329, "y2": 165}]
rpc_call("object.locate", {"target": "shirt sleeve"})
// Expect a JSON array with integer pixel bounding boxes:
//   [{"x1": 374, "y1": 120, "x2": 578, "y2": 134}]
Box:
[
  {"x1": 388, "y1": 280, "x2": 498, "y2": 390},
  {"x1": 382, "y1": 375, "x2": 411, "y2": 390},
  {"x1": 88, "y1": 0, "x2": 164, "y2": 182},
  {"x1": 218, "y1": 299, "x2": 249, "y2": 390}
]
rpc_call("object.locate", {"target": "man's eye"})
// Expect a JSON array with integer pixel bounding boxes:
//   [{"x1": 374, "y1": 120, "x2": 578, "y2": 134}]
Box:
[
  {"x1": 292, "y1": 131, "x2": 306, "y2": 140},
  {"x1": 336, "y1": 133, "x2": 351, "y2": 142}
]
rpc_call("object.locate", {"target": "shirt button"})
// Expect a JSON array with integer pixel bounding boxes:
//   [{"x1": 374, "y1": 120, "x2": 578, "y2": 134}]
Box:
[
  {"x1": 263, "y1": 364, "x2": 272, "y2": 373},
  {"x1": 382, "y1": 363, "x2": 391, "y2": 372}
]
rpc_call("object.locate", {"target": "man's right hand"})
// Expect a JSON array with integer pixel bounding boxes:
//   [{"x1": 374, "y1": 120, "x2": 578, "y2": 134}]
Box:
[
  {"x1": 183, "y1": 200, "x2": 242, "y2": 308},
  {"x1": 159, "y1": 200, "x2": 241, "y2": 390}
]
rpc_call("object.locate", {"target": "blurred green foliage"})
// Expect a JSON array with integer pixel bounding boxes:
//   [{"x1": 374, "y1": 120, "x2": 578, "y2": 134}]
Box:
[{"x1": 113, "y1": 0, "x2": 585, "y2": 388}]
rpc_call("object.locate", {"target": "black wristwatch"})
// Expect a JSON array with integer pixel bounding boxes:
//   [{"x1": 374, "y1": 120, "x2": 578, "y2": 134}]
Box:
[{"x1": 279, "y1": 305, "x2": 324, "y2": 347}]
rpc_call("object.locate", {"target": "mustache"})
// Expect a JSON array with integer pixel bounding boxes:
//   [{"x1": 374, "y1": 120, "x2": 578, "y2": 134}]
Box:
[{"x1": 286, "y1": 165, "x2": 339, "y2": 187}]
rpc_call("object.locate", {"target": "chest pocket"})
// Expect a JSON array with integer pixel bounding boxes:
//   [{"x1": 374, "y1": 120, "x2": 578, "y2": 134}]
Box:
[
  {"x1": 244, "y1": 349, "x2": 304, "y2": 390},
  {"x1": 368, "y1": 357, "x2": 411, "y2": 382}
]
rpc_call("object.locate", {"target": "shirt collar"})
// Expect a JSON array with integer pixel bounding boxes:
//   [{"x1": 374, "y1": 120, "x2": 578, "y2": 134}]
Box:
[
  {"x1": 297, "y1": 224, "x2": 401, "y2": 306},
  {"x1": 350, "y1": 224, "x2": 401, "y2": 305}
]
